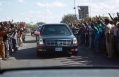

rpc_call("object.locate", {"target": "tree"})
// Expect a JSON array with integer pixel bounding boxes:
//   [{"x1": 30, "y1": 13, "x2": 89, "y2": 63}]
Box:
[
  {"x1": 83, "y1": 14, "x2": 90, "y2": 21},
  {"x1": 37, "y1": 22, "x2": 46, "y2": 25},
  {"x1": 91, "y1": 16, "x2": 110, "y2": 21},
  {"x1": 60, "y1": 14, "x2": 75, "y2": 23},
  {"x1": 27, "y1": 21, "x2": 45, "y2": 29},
  {"x1": 60, "y1": 14, "x2": 110, "y2": 24},
  {"x1": 25, "y1": 23, "x2": 30, "y2": 28},
  {"x1": 82, "y1": 14, "x2": 110, "y2": 22}
]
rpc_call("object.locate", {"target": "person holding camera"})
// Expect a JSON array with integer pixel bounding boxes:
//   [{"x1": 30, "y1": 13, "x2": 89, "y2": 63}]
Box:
[
  {"x1": 11, "y1": 24, "x2": 18, "y2": 52},
  {"x1": 0, "y1": 23, "x2": 8, "y2": 60}
]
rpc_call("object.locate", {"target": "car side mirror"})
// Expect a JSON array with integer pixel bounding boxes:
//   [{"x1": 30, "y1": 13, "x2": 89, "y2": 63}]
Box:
[
  {"x1": 74, "y1": 32, "x2": 78, "y2": 35},
  {"x1": 73, "y1": 29, "x2": 78, "y2": 35}
]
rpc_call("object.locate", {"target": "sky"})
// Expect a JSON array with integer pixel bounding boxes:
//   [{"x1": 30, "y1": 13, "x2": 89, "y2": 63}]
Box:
[{"x1": 0, "y1": 0, "x2": 119, "y2": 23}]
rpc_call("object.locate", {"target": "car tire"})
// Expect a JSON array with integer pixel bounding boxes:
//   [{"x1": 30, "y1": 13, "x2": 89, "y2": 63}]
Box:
[{"x1": 72, "y1": 51, "x2": 78, "y2": 56}]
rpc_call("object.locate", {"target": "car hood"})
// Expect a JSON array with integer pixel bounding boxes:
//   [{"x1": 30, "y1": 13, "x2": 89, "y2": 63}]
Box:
[{"x1": 40, "y1": 35, "x2": 75, "y2": 40}]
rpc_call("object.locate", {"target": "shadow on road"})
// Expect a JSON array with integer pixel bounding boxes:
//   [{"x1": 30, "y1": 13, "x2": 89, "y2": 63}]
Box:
[
  {"x1": 10, "y1": 47, "x2": 72, "y2": 60},
  {"x1": 55, "y1": 46, "x2": 119, "y2": 66},
  {"x1": 37, "y1": 53, "x2": 71, "y2": 59},
  {"x1": 11, "y1": 47, "x2": 37, "y2": 59},
  {"x1": 10, "y1": 45, "x2": 119, "y2": 66},
  {"x1": 24, "y1": 40, "x2": 36, "y2": 43},
  {"x1": 31, "y1": 35, "x2": 37, "y2": 37}
]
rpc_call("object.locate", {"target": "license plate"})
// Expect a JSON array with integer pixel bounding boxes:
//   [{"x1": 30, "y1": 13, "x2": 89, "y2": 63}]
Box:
[{"x1": 55, "y1": 47, "x2": 62, "y2": 51}]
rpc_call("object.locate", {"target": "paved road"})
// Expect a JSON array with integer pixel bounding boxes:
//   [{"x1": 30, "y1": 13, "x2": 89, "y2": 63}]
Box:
[{"x1": 1, "y1": 33, "x2": 119, "y2": 69}]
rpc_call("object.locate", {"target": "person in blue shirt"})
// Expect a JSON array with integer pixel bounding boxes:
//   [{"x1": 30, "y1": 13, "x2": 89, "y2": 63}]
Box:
[{"x1": 92, "y1": 23, "x2": 100, "y2": 52}]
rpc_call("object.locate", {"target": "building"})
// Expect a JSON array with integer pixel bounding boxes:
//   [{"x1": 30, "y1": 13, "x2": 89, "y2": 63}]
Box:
[{"x1": 78, "y1": 6, "x2": 89, "y2": 19}]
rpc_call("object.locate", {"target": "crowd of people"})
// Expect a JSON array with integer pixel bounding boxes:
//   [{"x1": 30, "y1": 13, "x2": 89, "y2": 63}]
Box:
[
  {"x1": 0, "y1": 21, "x2": 26, "y2": 60},
  {"x1": 1, "y1": 12, "x2": 119, "y2": 60},
  {"x1": 69, "y1": 12, "x2": 119, "y2": 59}
]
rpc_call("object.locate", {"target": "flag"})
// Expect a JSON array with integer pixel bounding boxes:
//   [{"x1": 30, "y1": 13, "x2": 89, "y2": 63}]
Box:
[{"x1": 77, "y1": 6, "x2": 81, "y2": 10}]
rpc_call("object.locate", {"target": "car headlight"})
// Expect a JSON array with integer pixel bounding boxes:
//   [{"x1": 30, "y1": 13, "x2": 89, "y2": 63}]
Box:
[
  {"x1": 39, "y1": 39, "x2": 44, "y2": 44},
  {"x1": 73, "y1": 38, "x2": 77, "y2": 45}
]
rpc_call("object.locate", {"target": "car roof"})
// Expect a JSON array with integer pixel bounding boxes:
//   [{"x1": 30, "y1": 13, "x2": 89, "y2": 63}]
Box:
[{"x1": 42, "y1": 23, "x2": 67, "y2": 26}]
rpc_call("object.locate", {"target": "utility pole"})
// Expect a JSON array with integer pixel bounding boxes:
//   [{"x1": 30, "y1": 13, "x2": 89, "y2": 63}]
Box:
[
  {"x1": 89, "y1": 5, "x2": 91, "y2": 18},
  {"x1": 74, "y1": 0, "x2": 76, "y2": 17}
]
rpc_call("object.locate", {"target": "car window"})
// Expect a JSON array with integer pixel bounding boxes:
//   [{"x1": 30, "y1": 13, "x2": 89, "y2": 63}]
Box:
[{"x1": 41, "y1": 25, "x2": 71, "y2": 35}]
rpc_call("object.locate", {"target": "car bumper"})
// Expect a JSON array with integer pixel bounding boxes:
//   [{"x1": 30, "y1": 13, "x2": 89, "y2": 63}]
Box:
[{"x1": 37, "y1": 45, "x2": 78, "y2": 53}]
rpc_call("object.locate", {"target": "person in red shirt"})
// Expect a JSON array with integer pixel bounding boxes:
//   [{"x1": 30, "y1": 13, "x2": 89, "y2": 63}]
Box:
[{"x1": 0, "y1": 24, "x2": 7, "y2": 60}]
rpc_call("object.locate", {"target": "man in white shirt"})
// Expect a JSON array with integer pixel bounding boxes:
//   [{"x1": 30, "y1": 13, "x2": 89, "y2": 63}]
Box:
[{"x1": 105, "y1": 19, "x2": 114, "y2": 58}]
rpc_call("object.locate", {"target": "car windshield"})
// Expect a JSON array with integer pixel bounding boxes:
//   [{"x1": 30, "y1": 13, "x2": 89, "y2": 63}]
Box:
[
  {"x1": 0, "y1": 0, "x2": 119, "y2": 71},
  {"x1": 41, "y1": 25, "x2": 71, "y2": 35}
]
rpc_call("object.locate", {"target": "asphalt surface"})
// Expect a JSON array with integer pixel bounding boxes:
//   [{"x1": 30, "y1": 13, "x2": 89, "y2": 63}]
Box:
[{"x1": 1, "y1": 33, "x2": 119, "y2": 69}]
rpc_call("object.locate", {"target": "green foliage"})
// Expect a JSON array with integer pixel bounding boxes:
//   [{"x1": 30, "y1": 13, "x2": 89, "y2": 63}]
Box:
[
  {"x1": 27, "y1": 21, "x2": 46, "y2": 28},
  {"x1": 60, "y1": 14, "x2": 110, "y2": 23},
  {"x1": 83, "y1": 14, "x2": 109, "y2": 21},
  {"x1": 25, "y1": 24, "x2": 37, "y2": 28},
  {"x1": 31, "y1": 24, "x2": 37, "y2": 28},
  {"x1": 60, "y1": 14, "x2": 75, "y2": 23},
  {"x1": 82, "y1": 14, "x2": 90, "y2": 21},
  {"x1": 25, "y1": 24, "x2": 30, "y2": 28},
  {"x1": 37, "y1": 22, "x2": 46, "y2": 25}
]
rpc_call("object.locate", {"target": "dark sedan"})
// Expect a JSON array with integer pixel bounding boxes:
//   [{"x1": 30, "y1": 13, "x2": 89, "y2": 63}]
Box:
[{"x1": 36, "y1": 23, "x2": 78, "y2": 56}]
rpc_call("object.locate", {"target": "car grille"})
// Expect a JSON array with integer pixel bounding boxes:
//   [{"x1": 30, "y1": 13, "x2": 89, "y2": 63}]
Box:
[{"x1": 45, "y1": 39, "x2": 72, "y2": 46}]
